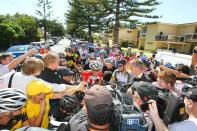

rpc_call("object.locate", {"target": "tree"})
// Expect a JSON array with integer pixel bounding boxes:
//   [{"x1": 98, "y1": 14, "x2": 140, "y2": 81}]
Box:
[
  {"x1": 36, "y1": 0, "x2": 53, "y2": 41},
  {"x1": 0, "y1": 21, "x2": 25, "y2": 47},
  {"x1": 104, "y1": 0, "x2": 160, "y2": 44},
  {"x1": 13, "y1": 13, "x2": 40, "y2": 42},
  {"x1": 65, "y1": 0, "x2": 110, "y2": 42},
  {"x1": 46, "y1": 20, "x2": 65, "y2": 36}
]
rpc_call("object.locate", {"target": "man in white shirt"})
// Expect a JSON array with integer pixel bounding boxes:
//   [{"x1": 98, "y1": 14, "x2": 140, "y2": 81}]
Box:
[{"x1": 0, "y1": 48, "x2": 36, "y2": 75}]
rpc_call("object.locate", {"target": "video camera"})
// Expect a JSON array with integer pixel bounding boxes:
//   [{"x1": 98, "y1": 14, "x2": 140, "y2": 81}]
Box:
[
  {"x1": 106, "y1": 81, "x2": 148, "y2": 131},
  {"x1": 156, "y1": 88, "x2": 187, "y2": 125}
]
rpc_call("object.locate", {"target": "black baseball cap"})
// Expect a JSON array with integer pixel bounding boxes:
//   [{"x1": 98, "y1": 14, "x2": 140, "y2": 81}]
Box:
[
  {"x1": 116, "y1": 59, "x2": 126, "y2": 66},
  {"x1": 57, "y1": 67, "x2": 74, "y2": 76},
  {"x1": 132, "y1": 82, "x2": 158, "y2": 102},
  {"x1": 184, "y1": 88, "x2": 197, "y2": 102}
]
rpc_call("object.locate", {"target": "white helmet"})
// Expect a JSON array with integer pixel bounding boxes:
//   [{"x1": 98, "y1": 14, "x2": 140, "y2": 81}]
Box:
[
  {"x1": 0, "y1": 88, "x2": 27, "y2": 113},
  {"x1": 105, "y1": 57, "x2": 114, "y2": 65},
  {"x1": 89, "y1": 61, "x2": 101, "y2": 71}
]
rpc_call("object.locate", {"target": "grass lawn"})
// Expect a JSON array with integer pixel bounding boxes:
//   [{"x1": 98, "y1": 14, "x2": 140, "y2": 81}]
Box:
[{"x1": 121, "y1": 47, "x2": 153, "y2": 57}]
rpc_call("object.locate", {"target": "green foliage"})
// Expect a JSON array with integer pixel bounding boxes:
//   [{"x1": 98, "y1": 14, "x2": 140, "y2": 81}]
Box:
[
  {"x1": 0, "y1": 13, "x2": 42, "y2": 47},
  {"x1": 120, "y1": 40, "x2": 134, "y2": 48},
  {"x1": 46, "y1": 20, "x2": 65, "y2": 36},
  {"x1": 0, "y1": 21, "x2": 25, "y2": 46},
  {"x1": 65, "y1": 0, "x2": 110, "y2": 41},
  {"x1": 65, "y1": 0, "x2": 160, "y2": 43}
]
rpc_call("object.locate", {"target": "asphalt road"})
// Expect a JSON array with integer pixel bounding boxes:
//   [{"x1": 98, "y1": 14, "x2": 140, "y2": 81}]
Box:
[{"x1": 51, "y1": 38, "x2": 71, "y2": 53}]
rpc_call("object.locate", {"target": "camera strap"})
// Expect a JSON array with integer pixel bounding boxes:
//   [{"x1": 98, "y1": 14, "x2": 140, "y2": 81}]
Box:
[{"x1": 8, "y1": 72, "x2": 15, "y2": 88}]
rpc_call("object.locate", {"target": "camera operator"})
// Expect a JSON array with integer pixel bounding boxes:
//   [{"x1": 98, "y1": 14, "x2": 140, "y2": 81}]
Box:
[
  {"x1": 69, "y1": 85, "x2": 113, "y2": 131},
  {"x1": 149, "y1": 87, "x2": 197, "y2": 131},
  {"x1": 130, "y1": 82, "x2": 159, "y2": 131}
]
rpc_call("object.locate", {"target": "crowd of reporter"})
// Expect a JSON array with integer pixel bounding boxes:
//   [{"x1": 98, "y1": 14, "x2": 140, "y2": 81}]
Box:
[{"x1": 0, "y1": 42, "x2": 196, "y2": 131}]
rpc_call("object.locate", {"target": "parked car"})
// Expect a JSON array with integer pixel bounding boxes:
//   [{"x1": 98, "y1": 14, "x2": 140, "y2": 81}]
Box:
[
  {"x1": 46, "y1": 39, "x2": 54, "y2": 46},
  {"x1": 29, "y1": 41, "x2": 45, "y2": 50},
  {"x1": 7, "y1": 45, "x2": 34, "y2": 58}
]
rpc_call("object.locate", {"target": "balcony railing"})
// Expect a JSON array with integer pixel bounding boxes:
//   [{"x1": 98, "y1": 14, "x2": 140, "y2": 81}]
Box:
[{"x1": 155, "y1": 33, "x2": 197, "y2": 42}]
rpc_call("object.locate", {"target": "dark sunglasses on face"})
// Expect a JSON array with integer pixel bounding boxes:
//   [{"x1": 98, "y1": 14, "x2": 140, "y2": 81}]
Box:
[{"x1": 117, "y1": 65, "x2": 123, "y2": 67}]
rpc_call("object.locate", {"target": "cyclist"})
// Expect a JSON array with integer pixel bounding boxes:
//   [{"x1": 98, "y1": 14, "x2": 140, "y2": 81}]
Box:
[
  {"x1": 109, "y1": 59, "x2": 134, "y2": 84},
  {"x1": 102, "y1": 57, "x2": 116, "y2": 85},
  {"x1": 79, "y1": 44, "x2": 88, "y2": 65},
  {"x1": 83, "y1": 53, "x2": 97, "y2": 70},
  {"x1": 97, "y1": 49, "x2": 107, "y2": 69},
  {"x1": 70, "y1": 43, "x2": 81, "y2": 64},
  {"x1": 114, "y1": 49, "x2": 124, "y2": 67},
  {"x1": 0, "y1": 88, "x2": 29, "y2": 131},
  {"x1": 82, "y1": 61, "x2": 103, "y2": 88},
  {"x1": 65, "y1": 47, "x2": 79, "y2": 71}
]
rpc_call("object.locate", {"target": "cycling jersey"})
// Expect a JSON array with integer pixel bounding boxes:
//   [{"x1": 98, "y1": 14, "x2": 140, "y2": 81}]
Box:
[
  {"x1": 72, "y1": 51, "x2": 80, "y2": 63},
  {"x1": 0, "y1": 108, "x2": 28, "y2": 131},
  {"x1": 79, "y1": 49, "x2": 88, "y2": 60},
  {"x1": 82, "y1": 70, "x2": 103, "y2": 88},
  {"x1": 102, "y1": 66, "x2": 116, "y2": 84},
  {"x1": 111, "y1": 69, "x2": 134, "y2": 83},
  {"x1": 65, "y1": 55, "x2": 76, "y2": 69}
]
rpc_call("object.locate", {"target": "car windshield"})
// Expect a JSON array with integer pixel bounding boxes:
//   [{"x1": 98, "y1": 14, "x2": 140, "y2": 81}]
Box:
[{"x1": 7, "y1": 46, "x2": 26, "y2": 52}]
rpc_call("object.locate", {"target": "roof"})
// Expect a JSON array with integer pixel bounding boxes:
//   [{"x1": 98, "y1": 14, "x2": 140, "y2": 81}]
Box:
[{"x1": 142, "y1": 22, "x2": 197, "y2": 26}]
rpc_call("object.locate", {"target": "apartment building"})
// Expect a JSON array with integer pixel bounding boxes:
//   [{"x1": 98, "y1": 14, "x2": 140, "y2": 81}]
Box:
[{"x1": 138, "y1": 22, "x2": 197, "y2": 53}]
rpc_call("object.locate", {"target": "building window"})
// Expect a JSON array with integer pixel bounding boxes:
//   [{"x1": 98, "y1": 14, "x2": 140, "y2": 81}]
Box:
[{"x1": 195, "y1": 27, "x2": 197, "y2": 33}]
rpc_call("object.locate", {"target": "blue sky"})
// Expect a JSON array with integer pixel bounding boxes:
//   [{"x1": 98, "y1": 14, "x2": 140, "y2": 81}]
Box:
[{"x1": 0, "y1": 0, "x2": 197, "y2": 24}]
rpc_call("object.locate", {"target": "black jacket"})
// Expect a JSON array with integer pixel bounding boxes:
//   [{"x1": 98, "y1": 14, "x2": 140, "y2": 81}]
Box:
[{"x1": 38, "y1": 67, "x2": 65, "y2": 84}]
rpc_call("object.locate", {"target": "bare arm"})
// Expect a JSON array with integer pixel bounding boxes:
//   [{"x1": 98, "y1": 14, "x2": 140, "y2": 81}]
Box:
[
  {"x1": 149, "y1": 100, "x2": 169, "y2": 131},
  {"x1": 22, "y1": 120, "x2": 29, "y2": 127},
  {"x1": 28, "y1": 99, "x2": 46, "y2": 127},
  {"x1": 8, "y1": 48, "x2": 36, "y2": 71},
  {"x1": 160, "y1": 65, "x2": 191, "y2": 78},
  {"x1": 51, "y1": 92, "x2": 64, "y2": 99},
  {"x1": 73, "y1": 62, "x2": 79, "y2": 70}
]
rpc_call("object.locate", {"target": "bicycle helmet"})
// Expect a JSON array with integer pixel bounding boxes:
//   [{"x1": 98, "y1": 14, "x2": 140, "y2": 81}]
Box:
[
  {"x1": 65, "y1": 47, "x2": 72, "y2": 52},
  {"x1": 60, "y1": 95, "x2": 81, "y2": 114},
  {"x1": 114, "y1": 49, "x2": 121, "y2": 55},
  {"x1": 100, "y1": 49, "x2": 106, "y2": 55},
  {"x1": 164, "y1": 62, "x2": 175, "y2": 69},
  {"x1": 89, "y1": 53, "x2": 96, "y2": 59},
  {"x1": 105, "y1": 57, "x2": 114, "y2": 65},
  {"x1": 70, "y1": 42, "x2": 77, "y2": 48},
  {"x1": 89, "y1": 61, "x2": 101, "y2": 71},
  {"x1": 0, "y1": 88, "x2": 27, "y2": 113}
]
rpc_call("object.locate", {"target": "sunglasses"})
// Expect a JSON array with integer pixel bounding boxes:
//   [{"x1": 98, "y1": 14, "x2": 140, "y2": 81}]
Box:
[
  {"x1": 117, "y1": 65, "x2": 123, "y2": 67},
  {"x1": 92, "y1": 69, "x2": 100, "y2": 72}
]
